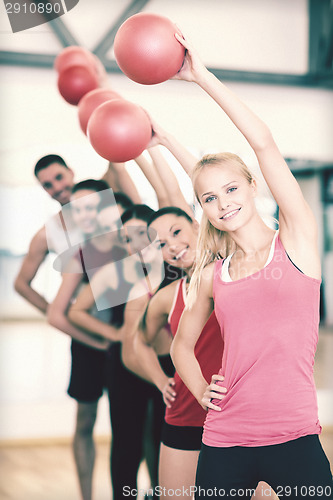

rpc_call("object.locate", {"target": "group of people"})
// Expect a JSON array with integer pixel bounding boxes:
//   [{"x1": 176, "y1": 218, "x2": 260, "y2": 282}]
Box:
[{"x1": 15, "y1": 32, "x2": 332, "y2": 500}]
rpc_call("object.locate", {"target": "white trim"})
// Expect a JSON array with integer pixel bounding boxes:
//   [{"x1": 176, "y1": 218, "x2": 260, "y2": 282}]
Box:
[
  {"x1": 222, "y1": 231, "x2": 279, "y2": 282},
  {"x1": 167, "y1": 277, "x2": 186, "y2": 324}
]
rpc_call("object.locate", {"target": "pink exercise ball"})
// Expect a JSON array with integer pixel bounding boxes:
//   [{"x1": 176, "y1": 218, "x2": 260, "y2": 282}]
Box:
[
  {"x1": 54, "y1": 46, "x2": 95, "y2": 73},
  {"x1": 78, "y1": 88, "x2": 122, "y2": 134},
  {"x1": 87, "y1": 99, "x2": 152, "y2": 162},
  {"x1": 114, "y1": 13, "x2": 185, "y2": 84},
  {"x1": 57, "y1": 65, "x2": 99, "y2": 105}
]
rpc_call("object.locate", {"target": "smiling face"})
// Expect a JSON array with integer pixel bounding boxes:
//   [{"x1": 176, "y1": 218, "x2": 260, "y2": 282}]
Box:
[
  {"x1": 149, "y1": 213, "x2": 198, "y2": 270},
  {"x1": 194, "y1": 164, "x2": 257, "y2": 233},
  {"x1": 36, "y1": 163, "x2": 74, "y2": 205},
  {"x1": 70, "y1": 189, "x2": 101, "y2": 235},
  {"x1": 122, "y1": 218, "x2": 153, "y2": 257},
  {"x1": 97, "y1": 203, "x2": 123, "y2": 240}
]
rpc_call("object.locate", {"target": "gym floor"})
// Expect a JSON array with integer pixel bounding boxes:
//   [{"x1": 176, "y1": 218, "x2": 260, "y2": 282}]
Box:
[{"x1": 0, "y1": 323, "x2": 332, "y2": 500}]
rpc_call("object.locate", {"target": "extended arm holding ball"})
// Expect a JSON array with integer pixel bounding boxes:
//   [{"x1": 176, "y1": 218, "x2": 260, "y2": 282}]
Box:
[
  {"x1": 147, "y1": 146, "x2": 193, "y2": 217},
  {"x1": 134, "y1": 154, "x2": 169, "y2": 208},
  {"x1": 102, "y1": 161, "x2": 141, "y2": 204}
]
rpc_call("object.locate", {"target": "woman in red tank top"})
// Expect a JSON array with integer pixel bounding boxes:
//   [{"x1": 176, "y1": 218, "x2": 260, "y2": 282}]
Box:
[{"x1": 133, "y1": 206, "x2": 223, "y2": 499}]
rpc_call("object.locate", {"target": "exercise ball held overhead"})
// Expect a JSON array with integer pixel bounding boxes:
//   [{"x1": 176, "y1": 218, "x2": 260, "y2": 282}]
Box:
[
  {"x1": 87, "y1": 99, "x2": 152, "y2": 162},
  {"x1": 78, "y1": 88, "x2": 122, "y2": 134},
  {"x1": 114, "y1": 13, "x2": 185, "y2": 84},
  {"x1": 57, "y1": 65, "x2": 99, "y2": 105}
]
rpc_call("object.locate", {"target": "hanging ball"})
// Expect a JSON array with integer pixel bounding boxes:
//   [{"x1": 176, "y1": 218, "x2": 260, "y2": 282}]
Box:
[
  {"x1": 57, "y1": 65, "x2": 99, "y2": 105},
  {"x1": 87, "y1": 99, "x2": 152, "y2": 162},
  {"x1": 114, "y1": 13, "x2": 185, "y2": 84},
  {"x1": 78, "y1": 88, "x2": 122, "y2": 134},
  {"x1": 54, "y1": 46, "x2": 96, "y2": 73}
]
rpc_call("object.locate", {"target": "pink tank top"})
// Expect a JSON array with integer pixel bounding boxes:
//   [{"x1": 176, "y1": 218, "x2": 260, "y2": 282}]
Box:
[
  {"x1": 203, "y1": 233, "x2": 322, "y2": 447},
  {"x1": 166, "y1": 278, "x2": 224, "y2": 427}
]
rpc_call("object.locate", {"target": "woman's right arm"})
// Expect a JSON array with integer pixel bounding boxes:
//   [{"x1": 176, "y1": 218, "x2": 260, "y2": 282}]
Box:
[
  {"x1": 134, "y1": 153, "x2": 169, "y2": 208},
  {"x1": 47, "y1": 264, "x2": 109, "y2": 350},
  {"x1": 134, "y1": 285, "x2": 177, "y2": 407},
  {"x1": 68, "y1": 263, "x2": 122, "y2": 342},
  {"x1": 174, "y1": 33, "x2": 320, "y2": 278},
  {"x1": 148, "y1": 118, "x2": 198, "y2": 177},
  {"x1": 147, "y1": 145, "x2": 194, "y2": 218}
]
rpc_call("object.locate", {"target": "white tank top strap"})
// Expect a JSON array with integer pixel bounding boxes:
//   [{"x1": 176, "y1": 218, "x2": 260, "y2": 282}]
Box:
[{"x1": 222, "y1": 231, "x2": 279, "y2": 282}]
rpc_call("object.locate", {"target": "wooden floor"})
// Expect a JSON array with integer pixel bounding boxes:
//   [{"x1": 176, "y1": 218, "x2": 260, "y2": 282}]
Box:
[
  {"x1": 0, "y1": 438, "x2": 151, "y2": 500},
  {"x1": 0, "y1": 432, "x2": 332, "y2": 500},
  {"x1": 0, "y1": 327, "x2": 332, "y2": 500}
]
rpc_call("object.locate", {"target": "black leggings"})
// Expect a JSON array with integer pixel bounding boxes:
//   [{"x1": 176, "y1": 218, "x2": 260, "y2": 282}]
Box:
[
  {"x1": 196, "y1": 435, "x2": 333, "y2": 499},
  {"x1": 107, "y1": 343, "x2": 168, "y2": 500}
]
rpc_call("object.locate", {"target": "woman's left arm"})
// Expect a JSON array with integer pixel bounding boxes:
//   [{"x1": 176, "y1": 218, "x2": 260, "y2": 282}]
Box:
[
  {"x1": 102, "y1": 161, "x2": 141, "y2": 204},
  {"x1": 121, "y1": 289, "x2": 154, "y2": 382},
  {"x1": 174, "y1": 34, "x2": 320, "y2": 276},
  {"x1": 68, "y1": 274, "x2": 122, "y2": 342}
]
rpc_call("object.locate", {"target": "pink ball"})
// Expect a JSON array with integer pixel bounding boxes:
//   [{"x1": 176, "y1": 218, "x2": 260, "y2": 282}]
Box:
[
  {"x1": 54, "y1": 46, "x2": 95, "y2": 73},
  {"x1": 87, "y1": 99, "x2": 152, "y2": 162},
  {"x1": 114, "y1": 13, "x2": 185, "y2": 84},
  {"x1": 78, "y1": 88, "x2": 122, "y2": 134},
  {"x1": 57, "y1": 66, "x2": 99, "y2": 106}
]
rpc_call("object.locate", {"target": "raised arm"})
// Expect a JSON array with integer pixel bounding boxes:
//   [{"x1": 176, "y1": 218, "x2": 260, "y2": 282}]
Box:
[
  {"x1": 101, "y1": 161, "x2": 141, "y2": 204},
  {"x1": 134, "y1": 153, "x2": 169, "y2": 208},
  {"x1": 48, "y1": 264, "x2": 109, "y2": 350},
  {"x1": 148, "y1": 118, "x2": 198, "y2": 177},
  {"x1": 14, "y1": 227, "x2": 49, "y2": 314},
  {"x1": 170, "y1": 264, "x2": 219, "y2": 410},
  {"x1": 68, "y1": 265, "x2": 122, "y2": 342},
  {"x1": 147, "y1": 146, "x2": 194, "y2": 217},
  {"x1": 174, "y1": 34, "x2": 319, "y2": 277}
]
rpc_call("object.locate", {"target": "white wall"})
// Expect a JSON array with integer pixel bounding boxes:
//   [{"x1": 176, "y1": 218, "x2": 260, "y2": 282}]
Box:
[{"x1": 1, "y1": 66, "x2": 332, "y2": 189}]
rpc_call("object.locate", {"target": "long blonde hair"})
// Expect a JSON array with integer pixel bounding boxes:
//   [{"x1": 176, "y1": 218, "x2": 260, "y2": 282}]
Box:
[{"x1": 186, "y1": 153, "x2": 254, "y2": 309}]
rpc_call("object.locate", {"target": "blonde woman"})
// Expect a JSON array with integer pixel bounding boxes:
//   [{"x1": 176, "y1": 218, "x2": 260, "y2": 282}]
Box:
[{"x1": 170, "y1": 34, "x2": 333, "y2": 498}]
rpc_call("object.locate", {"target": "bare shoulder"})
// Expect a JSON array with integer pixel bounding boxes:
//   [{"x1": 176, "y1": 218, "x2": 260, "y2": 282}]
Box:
[
  {"x1": 200, "y1": 261, "x2": 215, "y2": 298},
  {"x1": 127, "y1": 281, "x2": 150, "y2": 306},
  {"x1": 27, "y1": 226, "x2": 49, "y2": 257},
  {"x1": 151, "y1": 279, "x2": 181, "y2": 314},
  {"x1": 31, "y1": 226, "x2": 48, "y2": 248}
]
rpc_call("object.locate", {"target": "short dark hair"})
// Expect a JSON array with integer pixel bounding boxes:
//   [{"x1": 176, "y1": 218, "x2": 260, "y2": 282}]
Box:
[
  {"x1": 147, "y1": 206, "x2": 193, "y2": 227},
  {"x1": 71, "y1": 179, "x2": 109, "y2": 194},
  {"x1": 121, "y1": 204, "x2": 155, "y2": 226},
  {"x1": 34, "y1": 154, "x2": 68, "y2": 177},
  {"x1": 114, "y1": 192, "x2": 134, "y2": 212},
  {"x1": 97, "y1": 191, "x2": 133, "y2": 213}
]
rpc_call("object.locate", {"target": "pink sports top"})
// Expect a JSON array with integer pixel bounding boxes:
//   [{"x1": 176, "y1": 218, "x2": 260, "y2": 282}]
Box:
[
  {"x1": 166, "y1": 278, "x2": 224, "y2": 427},
  {"x1": 203, "y1": 232, "x2": 322, "y2": 447}
]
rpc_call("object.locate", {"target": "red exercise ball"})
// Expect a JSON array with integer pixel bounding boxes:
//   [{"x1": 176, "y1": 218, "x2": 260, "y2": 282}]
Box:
[
  {"x1": 54, "y1": 46, "x2": 96, "y2": 73},
  {"x1": 78, "y1": 88, "x2": 122, "y2": 134},
  {"x1": 57, "y1": 65, "x2": 99, "y2": 105},
  {"x1": 114, "y1": 13, "x2": 185, "y2": 84},
  {"x1": 87, "y1": 99, "x2": 152, "y2": 162}
]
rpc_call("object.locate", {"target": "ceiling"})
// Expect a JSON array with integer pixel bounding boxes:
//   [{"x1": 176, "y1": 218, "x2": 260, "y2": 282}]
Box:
[{"x1": 0, "y1": 0, "x2": 332, "y2": 88}]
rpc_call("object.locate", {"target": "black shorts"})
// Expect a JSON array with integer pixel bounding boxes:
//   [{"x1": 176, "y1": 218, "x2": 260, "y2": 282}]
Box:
[
  {"x1": 161, "y1": 422, "x2": 203, "y2": 451},
  {"x1": 196, "y1": 434, "x2": 333, "y2": 499},
  {"x1": 67, "y1": 340, "x2": 110, "y2": 403}
]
